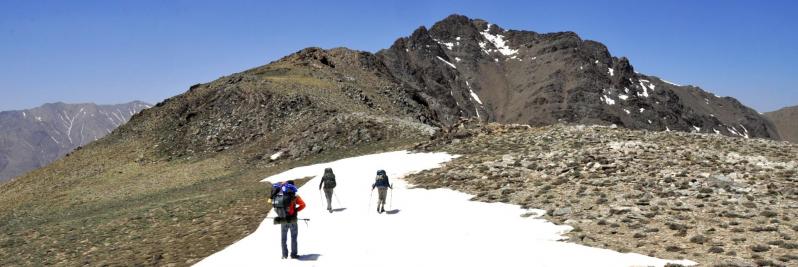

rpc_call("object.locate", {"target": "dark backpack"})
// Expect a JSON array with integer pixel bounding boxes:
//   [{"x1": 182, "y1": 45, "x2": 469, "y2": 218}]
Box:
[
  {"x1": 322, "y1": 173, "x2": 336, "y2": 189},
  {"x1": 374, "y1": 170, "x2": 389, "y2": 188},
  {"x1": 272, "y1": 190, "x2": 295, "y2": 219}
]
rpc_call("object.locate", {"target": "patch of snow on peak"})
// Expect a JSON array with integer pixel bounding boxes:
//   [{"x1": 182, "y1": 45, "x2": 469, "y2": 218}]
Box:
[
  {"x1": 455, "y1": 57, "x2": 461, "y2": 62},
  {"x1": 713, "y1": 128, "x2": 721, "y2": 134},
  {"x1": 624, "y1": 109, "x2": 631, "y2": 115},
  {"x1": 601, "y1": 95, "x2": 616, "y2": 105},
  {"x1": 270, "y1": 151, "x2": 283, "y2": 160},
  {"x1": 466, "y1": 81, "x2": 483, "y2": 105},
  {"x1": 618, "y1": 94, "x2": 629, "y2": 100},
  {"x1": 479, "y1": 24, "x2": 518, "y2": 56},
  {"x1": 608, "y1": 68, "x2": 614, "y2": 76},
  {"x1": 434, "y1": 39, "x2": 455, "y2": 50},
  {"x1": 693, "y1": 126, "x2": 701, "y2": 132},
  {"x1": 637, "y1": 80, "x2": 650, "y2": 98},
  {"x1": 639, "y1": 108, "x2": 645, "y2": 113},
  {"x1": 436, "y1": 56, "x2": 457, "y2": 69},
  {"x1": 661, "y1": 79, "x2": 681, "y2": 86}
]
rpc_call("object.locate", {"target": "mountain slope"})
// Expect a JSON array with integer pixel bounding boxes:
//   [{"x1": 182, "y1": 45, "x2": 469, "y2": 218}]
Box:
[
  {"x1": 377, "y1": 15, "x2": 778, "y2": 139},
  {"x1": 765, "y1": 105, "x2": 798, "y2": 143},
  {"x1": 0, "y1": 101, "x2": 151, "y2": 181},
  {"x1": 0, "y1": 48, "x2": 437, "y2": 266}
]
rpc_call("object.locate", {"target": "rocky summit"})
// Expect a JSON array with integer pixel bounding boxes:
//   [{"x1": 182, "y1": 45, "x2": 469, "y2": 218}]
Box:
[
  {"x1": 411, "y1": 119, "x2": 798, "y2": 266},
  {"x1": 378, "y1": 14, "x2": 778, "y2": 139},
  {"x1": 0, "y1": 14, "x2": 791, "y2": 266}
]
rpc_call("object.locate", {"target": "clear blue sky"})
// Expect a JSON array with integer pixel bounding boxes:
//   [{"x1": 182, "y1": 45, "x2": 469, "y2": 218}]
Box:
[{"x1": 1, "y1": 0, "x2": 796, "y2": 112}]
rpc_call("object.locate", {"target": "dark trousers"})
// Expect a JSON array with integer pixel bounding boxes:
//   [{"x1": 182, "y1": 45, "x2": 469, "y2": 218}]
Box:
[
  {"x1": 323, "y1": 188, "x2": 334, "y2": 210},
  {"x1": 377, "y1": 187, "x2": 388, "y2": 209},
  {"x1": 280, "y1": 222, "x2": 298, "y2": 257}
]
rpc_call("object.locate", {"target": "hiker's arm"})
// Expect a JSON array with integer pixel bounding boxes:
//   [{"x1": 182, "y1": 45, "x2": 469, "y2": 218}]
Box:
[{"x1": 295, "y1": 196, "x2": 306, "y2": 212}]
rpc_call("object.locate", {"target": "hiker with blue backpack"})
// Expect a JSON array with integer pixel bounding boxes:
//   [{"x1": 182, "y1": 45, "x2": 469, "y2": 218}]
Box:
[
  {"x1": 371, "y1": 170, "x2": 392, "y2": 214},
  {"x1": 318, "y1": 168, "x2": 337, "y2": 213},
  {"x1": 271, "y1": 180, "x2": 306, "y2": 259}
]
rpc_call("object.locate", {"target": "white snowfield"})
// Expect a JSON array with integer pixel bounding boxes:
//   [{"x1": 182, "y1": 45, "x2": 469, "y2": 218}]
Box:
[{"x1": 196, "y1": 151, "x2": 695, "y2": 267}]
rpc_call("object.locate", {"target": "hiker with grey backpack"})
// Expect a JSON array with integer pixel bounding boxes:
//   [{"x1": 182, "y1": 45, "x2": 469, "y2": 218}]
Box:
[
  {"x1": 271, "y1": 180, "x2": 306, "y2": 259},
  {"x1": 318, "y1": 168, "x2": 337, "y2": 213},
  {"x1": 371, "y1": 170, "x2": 392, "y2": 214}
]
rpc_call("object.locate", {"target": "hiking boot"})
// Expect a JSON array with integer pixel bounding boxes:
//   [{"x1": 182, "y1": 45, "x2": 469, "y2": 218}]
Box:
[
  {"x1": 282, "y1": 256, "x2": 287, "y2": 259},
  {"x1": 290, "y1": 254, "x2": 300, "y2": 259}
]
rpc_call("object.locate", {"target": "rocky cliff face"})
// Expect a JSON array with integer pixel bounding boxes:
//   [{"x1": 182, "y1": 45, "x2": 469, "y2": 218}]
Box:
[
  {"x1": 765, "y1": 105, "x2": 798, "y2": 143},
  {"x1": 377, "y1": 14, "x2": 779, "y2": 139},
  {"x1": 0, "y1": 101, "x2": 150, "y2": 181}
]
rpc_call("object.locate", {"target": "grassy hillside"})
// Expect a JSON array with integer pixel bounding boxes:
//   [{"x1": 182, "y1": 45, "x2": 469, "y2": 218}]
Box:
[{"x1": 0, "y1": 47, "x2": 436, "y2": 266}]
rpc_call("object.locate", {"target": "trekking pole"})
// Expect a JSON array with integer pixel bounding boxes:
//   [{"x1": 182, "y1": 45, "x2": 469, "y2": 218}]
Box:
[
  {"x1": 318, "y1": 189, "x2": 323, "y2": 212},
  {"x1": 389, "y1": 185, "x2": 394, "y2": 211},
  {"x1": 368, "y1": 189, "x2": 373, "y2": 214},
  {"x1": 333, "y1": 191, "x2": 343, "y2": 208}
]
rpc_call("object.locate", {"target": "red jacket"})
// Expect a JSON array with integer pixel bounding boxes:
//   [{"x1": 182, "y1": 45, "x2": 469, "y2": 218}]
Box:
[{"x1": 288, "y1": 195, "x2": 305, "y2": 216}]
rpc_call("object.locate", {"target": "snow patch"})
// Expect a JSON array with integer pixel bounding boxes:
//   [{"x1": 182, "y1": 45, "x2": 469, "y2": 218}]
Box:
[
  {"x1": 637, "y1": 80, "x2": 650, "y2": 98},
  {"x1": 608, "y1": 68, "x2": 614, "y2": 76},
  {"x1": 601, "y1": 95, "x2": 616, "y2": 105},
  {"x1": 465, "y1": 81, "x2": 483, "y2": 105},
  {"x1": 197, "y1": 151, "x2": 697, "y2": 267},
  {"x1": 270, "y1": 151, "x2": 283, "y2": 161},
  {"x1": 479, "y1": 24, "x2": 518, "y2": 56},
  {"x1": 661, "y1": 79, "x2": 681, "y2": 86},
  {"x1": 454, "y1": 57, "x2": 461, "y2": 62},
  {"x1": 434, "y1": 39, "x2": 455, "y2": 50},
  {"x1": 436, "y1": 56, "x2": 457, "y2": 69},
  {"x1": 623, "y1": 109, "x2": 631, "y2": 115},
  {"x1": 693, "y1": 126, "x2": 701, "y2": 132},
  {"x1": 639, "y1": 108, "x2": 645, "y2": 113},
  {"x1": 618, "y1": 94, "x2": 629, "y2": 100}
]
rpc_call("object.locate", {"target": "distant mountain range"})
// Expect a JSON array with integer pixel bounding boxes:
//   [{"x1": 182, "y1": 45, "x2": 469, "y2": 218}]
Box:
[
  {"x1": 0, "y1": 101, "x2": 150, "y2": 181},
  {"x1": 765, "y1": 105, "x2": 798, "y2": 143}
]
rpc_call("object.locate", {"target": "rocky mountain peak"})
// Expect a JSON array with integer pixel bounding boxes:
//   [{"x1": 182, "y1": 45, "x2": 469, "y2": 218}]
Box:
[{"x1": 378, "y1": 14, "x2": 779, "y2": 139}]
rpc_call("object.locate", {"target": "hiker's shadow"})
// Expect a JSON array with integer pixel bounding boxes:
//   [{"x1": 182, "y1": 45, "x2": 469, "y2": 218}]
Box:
[
  {"x1": 298, "y1": 254, "x2": 321, "y2": 261},
  {"x1": 331, "y1": 208, "x2": 346, "y2": 212},
  {"x1": 386, "y1": 209, "x2": 401, "y2": 215}
]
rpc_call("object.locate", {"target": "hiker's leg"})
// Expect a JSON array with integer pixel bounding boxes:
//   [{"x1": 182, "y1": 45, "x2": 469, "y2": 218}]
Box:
[
  {"x1": 324, "y1": 188, "x2": 333, "y2": 209},
  {"x1": 290, "y1": 223, "x2": 299, "y2": 257},
  {"x1": 378, "y1": 188, "x2": 387, "y2": 210},
  {"x1": 280, "y1": 224, "x2": 289, "y2": 257}
]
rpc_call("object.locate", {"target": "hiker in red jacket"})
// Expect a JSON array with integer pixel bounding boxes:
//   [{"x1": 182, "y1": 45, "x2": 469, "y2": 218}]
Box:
[{"x1": 273, "y1": 180, "x2": 305, "y2": 259}]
